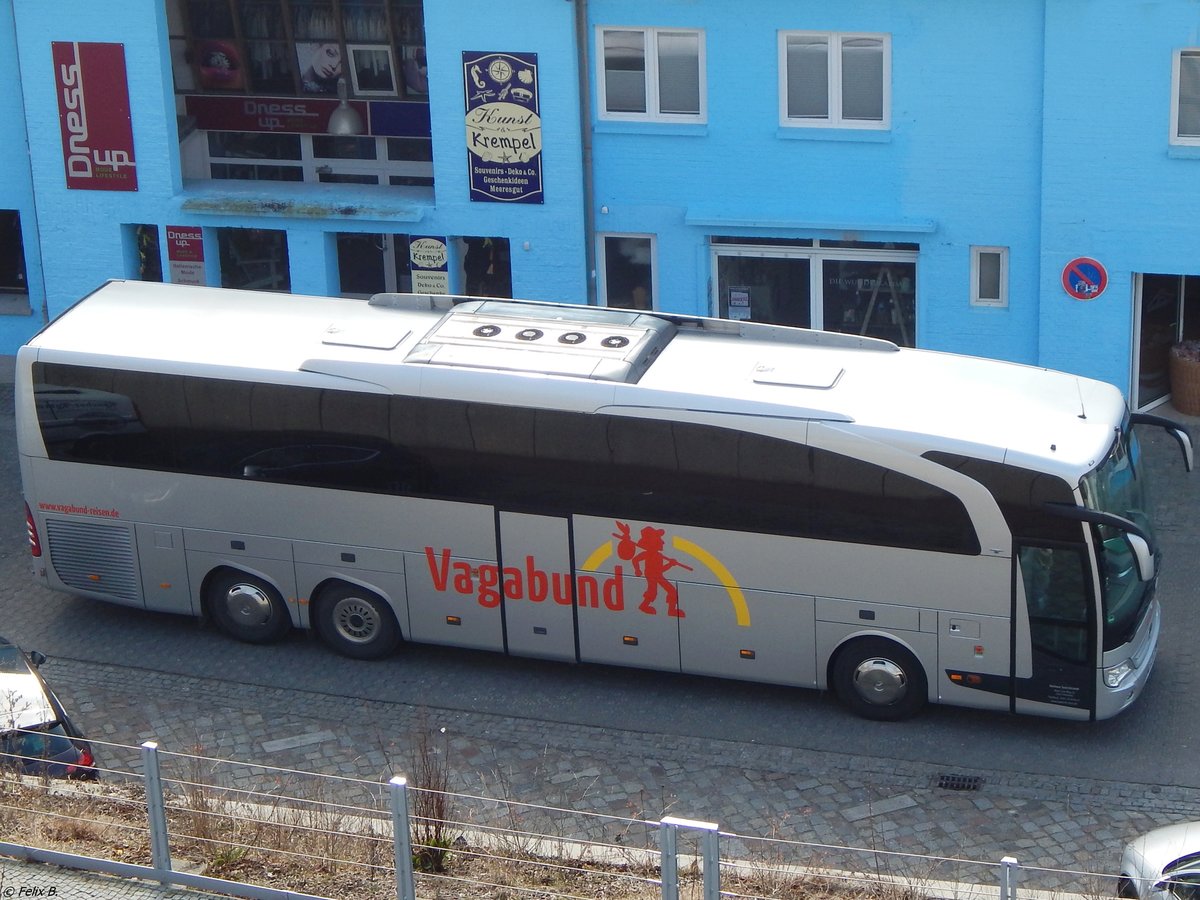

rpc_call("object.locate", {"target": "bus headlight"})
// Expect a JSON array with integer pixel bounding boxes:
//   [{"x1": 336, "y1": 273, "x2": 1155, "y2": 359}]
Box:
[{"x1": 1104, "y1": 660, "x2": 1135, "y2": 688}]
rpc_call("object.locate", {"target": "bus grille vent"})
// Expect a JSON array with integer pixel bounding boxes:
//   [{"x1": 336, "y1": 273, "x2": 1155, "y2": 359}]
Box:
[
  {"x1": 936, "y1": 774, "x2": 984, "y2": 792},
  {"x1": 45, "y1": 519, "x2": 141, "y2": 605}
]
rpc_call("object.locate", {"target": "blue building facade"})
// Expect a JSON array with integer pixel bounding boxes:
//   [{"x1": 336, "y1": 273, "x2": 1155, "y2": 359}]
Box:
[{"x1": 3, "y1": 0, "x2": 1199, "y2": 409}]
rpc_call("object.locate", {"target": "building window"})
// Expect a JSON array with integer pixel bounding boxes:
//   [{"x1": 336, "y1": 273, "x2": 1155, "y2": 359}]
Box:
[
  {"x1": 712, "y1": 240, "x2": 918, "y2": 347},
  {"x1": 0, "y1": 211, "x2": 28, "y2": 295},
  {"x1": 598, "y1": 27, "x2": 704, "y2": 121},
  {"x1": 169, "y1": 0, "x2": 433, "y2": 188},
  {"x1": 336, "y1": 233, "x2": 412, "y2": 296},
  {"x1": 173, "y1": 0, "x2": 426, "y2": 98},
  {"x1": 0, "y1": 210, "x2": 31, "y2": 315},
  {"x1": 129, "y1": 225, "x2": 164, "y2": 282},
  {"x1": 601, "y1": 235, "x2": 656, "y2": 310},
  {"x1": 462, "y1": 237, "x2": 512, "y2": 297},
  {"x1": 1172, "y1": 49, "x2": 1200, "y2": 145},
  {"x1": 971, "y1": 246, "x2": 1008, "y2": 308},
  {"x1": 218, "y1": 228, "x2": 290, "y2": 291},
  {"x1": 780, "y1": 32, "x2": 889, "y2": 129},
  {"x1": 194, "y1": 131, "x2": 433, "y2": 185}
]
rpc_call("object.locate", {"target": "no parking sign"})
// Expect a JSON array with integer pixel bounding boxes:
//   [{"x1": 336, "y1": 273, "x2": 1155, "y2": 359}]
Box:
[{"x1": 1062, "y1": 257, "x2": 1108, "y2": 300}]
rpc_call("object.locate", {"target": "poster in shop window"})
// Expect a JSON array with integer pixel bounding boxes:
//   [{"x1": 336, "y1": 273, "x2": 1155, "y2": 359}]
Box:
[
  {"x1": 409, "y1": 236, "x2": 449, "y2": 295},
  {"x1": 463, "y1": 51, "x2": 543, "y2": 204},
  {"x1": 166, "y1": 226, "x2": 205, "y2": 286},
  {"x1": 52, "y1": 41, "x2": 138, "y2": 191}
]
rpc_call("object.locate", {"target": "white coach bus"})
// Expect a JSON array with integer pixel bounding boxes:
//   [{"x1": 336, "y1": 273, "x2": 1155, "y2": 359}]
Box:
[{"x1": 15, "y1": 280, "x2": 1194, "y2": 720}]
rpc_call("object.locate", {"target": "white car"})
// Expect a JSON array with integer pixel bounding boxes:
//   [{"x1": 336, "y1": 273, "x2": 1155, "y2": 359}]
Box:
[{"x1": 1121, "y1": 822, "x2": 1200, "y2": 900}]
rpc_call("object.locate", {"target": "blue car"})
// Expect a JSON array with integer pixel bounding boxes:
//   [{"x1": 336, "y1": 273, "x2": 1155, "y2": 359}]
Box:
[{"x1": 0, "y1": 637, "x2": 96, "y2": 779}]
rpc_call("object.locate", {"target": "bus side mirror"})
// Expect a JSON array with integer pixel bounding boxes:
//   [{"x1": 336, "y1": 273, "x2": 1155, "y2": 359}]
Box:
[
  {"x1": 1126, "y1": 533, "x2": 1155, "y2": 582},
  {"x1": 1129, "y1": 412, "x2": 1194, "y2": 472},
  {"x1": 1176, "y1": 427, "x2": 1194, "y2": 473}
]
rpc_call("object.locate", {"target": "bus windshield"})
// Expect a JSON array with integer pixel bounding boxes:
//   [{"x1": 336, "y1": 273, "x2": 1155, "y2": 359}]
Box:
[{"x1": 1080, "y1": 424, "x2": 1156, "y2": 648}]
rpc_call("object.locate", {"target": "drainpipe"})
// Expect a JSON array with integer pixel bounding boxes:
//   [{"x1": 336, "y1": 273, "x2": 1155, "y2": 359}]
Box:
[{"x1": 572, "y1": 0, "x2": 597, "y2": 305}]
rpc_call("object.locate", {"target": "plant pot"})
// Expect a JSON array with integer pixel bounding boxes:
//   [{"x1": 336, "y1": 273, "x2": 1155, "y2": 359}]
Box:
[{"x1": 1169, "y1": 346, "x2": 1200, "y2": 416}]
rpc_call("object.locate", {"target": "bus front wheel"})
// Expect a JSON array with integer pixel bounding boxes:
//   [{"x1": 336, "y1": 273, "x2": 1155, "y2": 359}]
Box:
[
  {"x1": 314, "y1": 583, "x2": 400, "y2": 660},
  {"x1": 832, "y1": 638, "x2": 928, "y2": 721},
  {"x1": 207, "y1": 570, "x2": 291, "y2": 644}
]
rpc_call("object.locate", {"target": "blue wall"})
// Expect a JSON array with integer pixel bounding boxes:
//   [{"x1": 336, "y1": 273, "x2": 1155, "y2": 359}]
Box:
[
  {"x1": 588, "y1": 0, "x2": 1047, "y2": 364},
  {"x1": 0, "y1": 0, "x2": 42, "y2": 347},
  {"x1": 7, "y1": 0, "x2": 1200, "y2": 399},
  {"x1": 423, "y1": 0, "x2": 586, "y2": 302},
  {"x1": 10, "y1": 0, "x2": 588, "y2": 325},
  {"x1": 1040, "y1": 0, "x2": 1200, "y2": 387}
]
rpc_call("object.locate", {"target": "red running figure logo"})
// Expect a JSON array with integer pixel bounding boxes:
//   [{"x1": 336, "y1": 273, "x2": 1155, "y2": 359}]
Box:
[{"x1": 612, "y1": 521, "x2": 692, "y2": 618}]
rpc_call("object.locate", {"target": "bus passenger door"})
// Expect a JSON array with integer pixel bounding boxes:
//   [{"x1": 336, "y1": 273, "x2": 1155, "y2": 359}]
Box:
[
  {"x1": 497, "y1": 512, "x2": 576, "y2": 662},
  {"x1": 1013, "y1": 543, "x2": 1096, "y2": 720}
]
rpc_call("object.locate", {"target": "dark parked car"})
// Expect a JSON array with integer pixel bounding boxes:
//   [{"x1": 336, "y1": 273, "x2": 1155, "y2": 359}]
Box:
[{"x1": 0, "y1": 636, "x2": 96, "y2": 779}]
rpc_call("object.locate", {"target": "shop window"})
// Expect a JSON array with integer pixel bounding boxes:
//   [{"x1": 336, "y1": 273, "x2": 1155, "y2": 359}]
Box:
[
  {"x1": 780, "y1": 31, "x2": 889, "y2": 129},
  {"x1": 218, "y1": 228, "x2": 290, "y2": 291},
  {"x1": 129, "y1": 225, "x2": 164, "y2": 282},
  {"x1": 970, "y1": 246, "x2": 1008, "y2": 308},
  {"x1": 1172, "y1": 49, "x2": 1200, "y2": 145},
  {"x1": 200, "y1": 131, "x2": 431, "y2": 185},
  {"x1": 0, "y1": 211, "x2": 29, "y2": 295},
  {"x1": 597, "y1": 27, "x2": 705, "y2": 121},
  {"x1": 336, "y1": 233, "x2": 412, "y2": 296},
  {"x1": 170, "y1": 0, "x2": 433, "y2": 187},
  {"x1": 462, "y1": 237, "x2": 511, "y2": 297},
  {"x1": 0, "y1": 211, "x2": 31, "y2": 315},
  {"x1": 175, "y1": 0, "x2": 425, "y2": 98},
  {"x1": 822, "y1": 259, "x2": 915, "y2": 346},
  {"x1": 712, "y1": 240, "x2": 918, "y2": 346},
  {"x1": 601, "y1": 235, "x2": 655, "y2": 310}
]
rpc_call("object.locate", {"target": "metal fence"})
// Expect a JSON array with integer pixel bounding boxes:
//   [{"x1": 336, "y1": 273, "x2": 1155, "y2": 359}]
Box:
[{"x1": 0, "y1": 732, "x2": 1120, "y2": 900}]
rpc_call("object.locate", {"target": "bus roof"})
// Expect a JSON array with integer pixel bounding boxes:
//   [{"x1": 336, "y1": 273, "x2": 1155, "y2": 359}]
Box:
[{"x1": 23, "y1": 279, "x2": 1126, "y2": 483}]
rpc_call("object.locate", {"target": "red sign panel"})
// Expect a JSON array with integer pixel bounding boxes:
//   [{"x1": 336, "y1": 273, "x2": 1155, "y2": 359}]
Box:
[
  {"x1": 166, "y1": 226, "x2": 205, "y2": 286},
  {"x1": 52, "y1": 42, "x2": 138, "y2": 191}
]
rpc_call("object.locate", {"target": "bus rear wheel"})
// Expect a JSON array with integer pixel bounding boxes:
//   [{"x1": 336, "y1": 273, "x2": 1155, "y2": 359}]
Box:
[
  {"x1": 314, "y1": 584, "x2": 399, "y2": 660},
  {"x1": 832, "y1": 637, "x2": 927, "y2": 721},
  {"x1": 207, "y1": 570, "x2": 291, "y2": 644}
]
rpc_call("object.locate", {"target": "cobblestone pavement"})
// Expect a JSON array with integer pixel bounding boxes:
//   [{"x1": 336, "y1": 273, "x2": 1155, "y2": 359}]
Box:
[{"x1": 3, "y1": 356, "x2": 1200, "y2": 898}]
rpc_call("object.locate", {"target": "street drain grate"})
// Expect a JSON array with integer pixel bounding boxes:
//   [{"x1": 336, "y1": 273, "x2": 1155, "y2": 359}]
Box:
[{"x1": 936, "y1": 774, "x2": 984, "y2": 791}]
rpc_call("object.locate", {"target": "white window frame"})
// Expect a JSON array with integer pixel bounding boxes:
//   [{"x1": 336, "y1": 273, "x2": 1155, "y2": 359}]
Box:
[
  {"x1": 778, "y1": 31, "x2": 890, "y2": 130},
  {"x1": 970, "y1": 246, "x2": 1009, "y2": 308},
  {"x1": 596, "y1": 26, "x2": 706, "y2": 123},
  {"x1": 599, "y1": 233, "x2": 658, "y2": 310},
  {"x1": 199, "y1": 133, "x2": 433, "y2": 185},
  {"x1": 1171, "y1": 48, "x2": 1200, "y2": 146},
  {"x1": 709, "y1": 241, "x2": 918, "y2": 335}
]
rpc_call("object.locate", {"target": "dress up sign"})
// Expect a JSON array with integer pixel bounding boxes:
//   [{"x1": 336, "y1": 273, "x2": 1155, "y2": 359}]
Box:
[
  {"x1": 52, "y1": 42, "x2": 138, "y2": 191},
  {"x1": 463, "y1": 51, "x2": 543, "y2": 204}
]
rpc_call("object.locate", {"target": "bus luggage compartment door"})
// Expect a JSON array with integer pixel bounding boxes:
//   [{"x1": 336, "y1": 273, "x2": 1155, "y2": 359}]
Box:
[
  {"x1": 498, "y1": 512, "x2": 576, "y2": 662},
  {"x1": 573, "y1": 517, "x2": 681, "y2": 672},
  {"x1": 135, "y1": 524, "x2": 193, "y2": 615}
]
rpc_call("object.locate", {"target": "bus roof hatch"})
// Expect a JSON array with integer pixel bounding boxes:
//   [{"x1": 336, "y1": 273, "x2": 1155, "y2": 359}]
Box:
[{"x1": 403, "y1": 300, "x2": 676, "y2": 383}]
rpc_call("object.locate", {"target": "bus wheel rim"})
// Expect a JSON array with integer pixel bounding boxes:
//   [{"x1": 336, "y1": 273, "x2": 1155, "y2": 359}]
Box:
[
  {"x1": 226, "y1": 584, "x2": 274, "y2": 626},
  {"x1": 332, "y1": 597, "x2": 379, "y2": 643},
  {"x1": 851, "y1": 657, "x2": 908, "y2": 706}
]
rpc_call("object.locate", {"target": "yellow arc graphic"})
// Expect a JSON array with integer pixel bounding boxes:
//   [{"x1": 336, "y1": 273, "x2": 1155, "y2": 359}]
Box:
[{"x1": 580, "y1": 538, "x2": 750, "y2": 627}]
